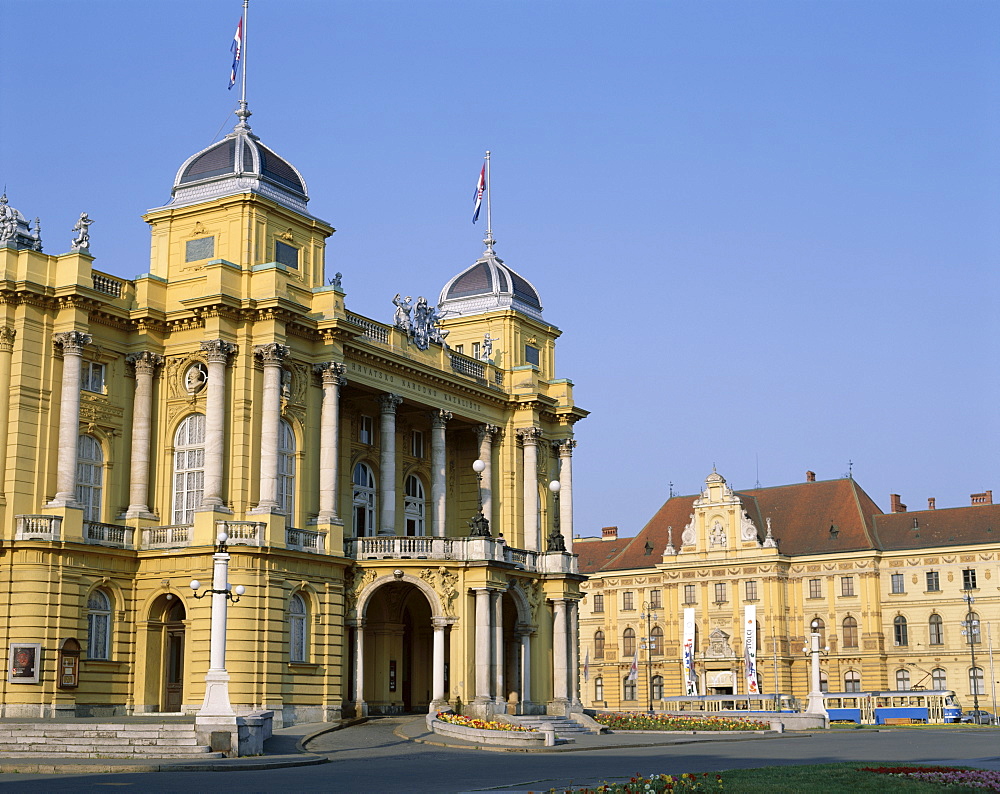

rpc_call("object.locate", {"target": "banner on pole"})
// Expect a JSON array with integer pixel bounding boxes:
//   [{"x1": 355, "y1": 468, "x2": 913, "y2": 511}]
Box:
[
  {"x1": 682, "y1": 607, "x2": 697, "y2": 696},
  {"x1": 744, "y1": 605, "x2": 760, "y2": 695}
]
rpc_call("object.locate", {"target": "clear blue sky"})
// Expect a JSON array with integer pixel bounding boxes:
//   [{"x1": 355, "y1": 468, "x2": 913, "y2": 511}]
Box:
[{"x1": 2, "y1": 0, "x2": 997, "y2": 537}]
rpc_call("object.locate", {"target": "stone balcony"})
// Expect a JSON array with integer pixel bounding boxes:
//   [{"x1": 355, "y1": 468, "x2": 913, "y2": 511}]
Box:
[{"x1": 345, "y1": 536, "x2": 577, "y2": 573}]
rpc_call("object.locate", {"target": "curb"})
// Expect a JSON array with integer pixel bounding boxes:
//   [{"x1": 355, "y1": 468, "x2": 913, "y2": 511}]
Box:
[{"x1": 0, "y1": 754, "x2": 328, "y2": 775}]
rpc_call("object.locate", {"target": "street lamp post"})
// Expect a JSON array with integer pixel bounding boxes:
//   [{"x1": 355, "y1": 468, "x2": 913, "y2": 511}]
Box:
[
  {"x1": 964, "y1": 592, "x2": 981, "y2": 716},
  {"x1": 641, "y1": 602, "x2": 658, "y2": 714},
  {"x1": 547, "y1": 480, "x2": 566, "y2": 551},
  {"x1": 803, "y1": 619, "x2": 828, "y2": 717},
  {"x1": 190, "y1": 530, "x2": 246, "y2": 754},
  {"x1": 468, "y1": 459, "x2": 492, "y2": 537}
]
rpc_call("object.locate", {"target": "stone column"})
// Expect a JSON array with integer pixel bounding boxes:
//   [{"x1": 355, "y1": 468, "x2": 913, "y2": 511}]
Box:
[
  {"x1": 252, "y1": 343, "x2": 289, "y2": 512},
  {"x1": 552, "y1": 598, "x2": 569, "y2": 703},
  {"x1": 517, "y1": 428, "x2": 541, "y2": 552},
  {"x1": 431, "y1": 617, "x2": 449, "y2": 710},
  {"x1": 429, "y1": 410, "x2": 452, "y2": 537},
  {"x1": 0, "y1": 327, "x2": 15, "y2": 499},
  {"x1": 315, "y1": 362, "x2": 346, "y2": 521},
  {"x1": 378, "y1": 394, "x2": 403, "y2": 535},
  {"x1": 475, "y1": 424, "x2": 499, "y2": 529},
  {"x1": 48, "y1": 331, "x2": 92, "y2": 507},
  {"x1": 352, "y1": 620, "x2": 367, "y2": 716},
  {"x1": 520, "y1": 630, "x2": 533, "y2": 706},
  {"x1": 556, "y1": 439, "x2": 576, "y2": 553},
  {"x1": 569, "y1": 599, "x2": 581, "y2": 708},
  {"x1": 200, "y1": 340, "x2": 237, "y2": 510},
  {"x1": 493, "y1": 588, "x2": 505, "y2": 707},
  {"x1": 125, "y1": 351, "x2": 163, "y2": 518},
  {"x1": 473, "y1": 588, "x2": 493, "y2": 703}
]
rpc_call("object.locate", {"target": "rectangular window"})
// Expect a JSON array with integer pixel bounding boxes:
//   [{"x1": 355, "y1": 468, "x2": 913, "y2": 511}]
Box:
[
  {"x1": 808, "y1": 578, "x2": 822, "y2": 599},
  {"x1": 360, "y1": 415, "x2": 373, "y2": 445},
  {"x1": 185, "y1": 236, "x2": 215, "y2": 262},
  {"x1": 524, "y1": 344, "x2": 540, "y2": 366},
  {"x1": 649, "y1": 589, "x2": 661, "y2": 609},
  {"x1": 926, "y1": 571, "x2": 940, "y2": 592},
  {"x1": 593, "y1": 593, "x2": 604, "y2": 613},
  {"x1": 963, "y1": 568, "x2": 977, "y2": 591},
  {"x1": 275, "y1": 240, "x2": 299, "y2": 269},
  {"x1": 683, "y1": 584, "x2": 696, "y2": 605},
  {"x1": 622, "y1": 591, "x2": 634, "y2": 611},
  {"x1": 623, "y1": 678, "x2": 637, "y2": 701},
  {"x1": 745, "y1": 580, "x2": 758, "y2": 601},
  {"x1": 891, "y1": 573, "x2": 905, "y2": 594},
  {"x1": 841, "y1": 576, "x2": 855, "y2": 597},
  {"x1": 410, "y1": 430, "x2": 424, "y2": 458},
  {"x1": 81, "y1": 362, "x2": 105, "y2": 393},
  {"x1": 472, "y1": 342, "x2": 481, "y2": 360},
  {"x1": 454, "y1": 344, "x2": 464, "y2": 354},
  {"x1": 714, "y1": 582, "x2": 727, "y2": 604}
]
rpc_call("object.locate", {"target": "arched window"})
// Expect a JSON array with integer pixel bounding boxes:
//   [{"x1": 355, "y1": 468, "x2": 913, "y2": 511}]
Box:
[
  {"x1": 893, "y1": 616, "x2": 908, "y2": 647},
  {"x1": 404, "y1": 475, "x2": 426, "y2": 536},
  {"x1": 594, "y1": 676, "x2": 604, "y2": 703},
  {"x1": 289, "y1": 593, "x2": 307, "y2": 663},
  {"x1": 819, "y1": 671, "x2": 829, "y2": 693},
  {"x1": 622, "y1": 627, "x2": 636, "y2": 658},
  {"x1": 352, "y1": 463, "x2": 376, "y2": 537},
  {"x1": 87, "y1": 589, "x2": 112, "y2": 660},
  {"x1": 594, "y1": 630, "x2": 605, "y2": 660},
  {"x1": 623, "y1": 676, "x2": 637, "y2": 701},
  {"x1": 277, "y1": 419, "x2": 296, "y2": 520},
  {"x1": 844, "y1": 670, "x2": 861, "y2": 692},
  {"x1": 932, "y1": 668, "x2": 947, "y2": 690},
  {"x1": 842, "y1": 616, "x2": 858, "y2": 648},
  {"x1": 966, "y1": 611, "x2": 982, "y2": 645},
  {"x1": 970, "y1": 667, "x2": 985, "y2": 695},
  {"x1": 76, "y1": 435, "x2": 104, "y2": 522},
  {"x1": 810, "y1": 618, "x2": 826, "y2": 648},
  {"x1": 896, "y1": 668, "x2": 910, "y2": 691},
  {"x1": 652, "y1": 675, "x2": 664, "y2": 700},
  {"x1": 650, "y1": 626, "x2": 664, "y2": 656},
  {"x1": 929, "y1": 614, "x2": 944, "y2": 645},
  {"x1": 173, "y1": 414, "x2": 206, "y2": 524}
]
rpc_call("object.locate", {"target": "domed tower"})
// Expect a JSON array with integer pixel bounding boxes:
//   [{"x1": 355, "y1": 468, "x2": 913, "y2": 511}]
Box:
[{"x1": 143, "y1": 106, "x2": 333, "y2": 288}]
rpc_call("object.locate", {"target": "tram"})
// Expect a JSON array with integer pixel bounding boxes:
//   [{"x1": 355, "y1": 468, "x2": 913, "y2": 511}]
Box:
[
  {"x1": 662, "y1": 694, "x2": 800, "y2": 714},
  {"x1": 824, "y1": 690, "x2": 961, "y2": 724}
]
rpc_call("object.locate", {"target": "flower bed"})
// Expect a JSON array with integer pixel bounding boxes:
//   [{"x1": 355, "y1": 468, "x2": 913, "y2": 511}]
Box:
[
  {"x1": 436, "y1": 712, "x2": 537, "y2": 732},
  {"x1": 594, "y1": 712, "x2": 770, "y2": 732},
  {"x1": 545, "y1": 772, "x2": 725, "y2": 792},
  {"x1": 429, "y1": 712, "x2": 547, "y2": 747},
  {"x1": 860, "y1": 765, "x2": 1000, "y2": 790}
]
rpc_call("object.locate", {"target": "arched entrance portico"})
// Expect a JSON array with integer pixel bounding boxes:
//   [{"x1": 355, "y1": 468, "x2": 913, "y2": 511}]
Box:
[{"x1": 139, "y1": 595, "x2": 187, "y2": 714}]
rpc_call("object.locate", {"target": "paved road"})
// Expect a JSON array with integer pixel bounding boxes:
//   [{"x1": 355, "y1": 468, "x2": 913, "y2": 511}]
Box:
[{"x1": 1, "y1": 718, "x2": 998, "y2": 792}]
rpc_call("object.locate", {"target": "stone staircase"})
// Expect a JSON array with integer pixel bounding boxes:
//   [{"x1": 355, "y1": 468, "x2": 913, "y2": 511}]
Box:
[
  {"x1": 0, "y1": 721, "x2": 224, "y2": 759},
  {"x1": 514, "y1": 714, "x2": 591, "y2": 737}
]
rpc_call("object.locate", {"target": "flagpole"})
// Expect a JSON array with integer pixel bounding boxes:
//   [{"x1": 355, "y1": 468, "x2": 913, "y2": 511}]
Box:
[
  {"x1": 484, "y1": 150, "x2": 494, "y2": 254},
  {"x1": 241, "y1": 0, "x2": 249, "y2": 109}
]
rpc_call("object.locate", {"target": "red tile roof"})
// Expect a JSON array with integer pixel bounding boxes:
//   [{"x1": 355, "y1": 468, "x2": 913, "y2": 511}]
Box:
[{"x1": 874, "y1": 503, "x2": 1000, "y2": 551}]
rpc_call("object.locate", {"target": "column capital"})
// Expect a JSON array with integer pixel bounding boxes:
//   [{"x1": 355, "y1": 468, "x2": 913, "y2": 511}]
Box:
[
  {"x1": 126, "y1": 350, "x2": 164, "y2": 376},
  {"x1": 431, "y1": 616, "x2": 454, "y2": 629},
  {"x1": 429, "y1": 409, "x2": 453, "y2": 428},
  {"x1": 201, "y1": 339, "x2": 238, "y2": 365},
  {"x1": 516, "y1": 426, "x2": 542, "y2": 445},
  {"x1": 475, "y1": 423, "x2": 500, "y2": 443},
  {"x1": 53, "y1": 330, "x2": 91, "y2": 356},
  {"x1": 314, "y1": 361, "x2": 347, "y2": 385},
  {"x1": 553, "y1": 438, "x2": 577, "y2": 456},
  {"x1": 378, "y1": 393, "x2": 403, "y2": 414},
  {"x1": 253, "y1": 342, "x2": 290, "y2": 365},
  {"x1": 0, "y1": 326, "x2": 15, "y2": 353}
]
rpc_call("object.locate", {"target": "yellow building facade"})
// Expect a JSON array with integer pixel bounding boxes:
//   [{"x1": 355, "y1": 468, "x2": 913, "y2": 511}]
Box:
[
  {"x1": 0, "y1": 106, "x2": 587, "y2": 726},
  {"x1": 578, "y1": 471, "x2": 1000, "y2": 715}
]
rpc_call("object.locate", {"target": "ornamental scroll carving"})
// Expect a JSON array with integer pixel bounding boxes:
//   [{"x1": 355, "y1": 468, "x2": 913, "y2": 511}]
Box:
[
  {"x1": 681, "y1": 515, "x2": 696, "y2": 546},
  {"x1": 419, "y1": 566, "x2": 459, "y2": 617},
  {"x1": 344, "y1": 568, "x2": 377, "y2": 617},
  {"x1": 740, "y1": 510, "x2": 758, "y2": 542}
]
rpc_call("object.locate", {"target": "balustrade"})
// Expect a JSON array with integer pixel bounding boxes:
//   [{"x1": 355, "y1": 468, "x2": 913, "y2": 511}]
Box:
[
  {"x1": 141, "y1": 525, "x2": 191, "y2": 549},
  {"x1": 286, "y1": 527, "x2": 326, "y2": 553},
  {"x1": 15, "y1": 515, "x2": 62, "y2": 541},
  {"x1": 84, "y1": 521, "x2": 134, "y2": 548}
]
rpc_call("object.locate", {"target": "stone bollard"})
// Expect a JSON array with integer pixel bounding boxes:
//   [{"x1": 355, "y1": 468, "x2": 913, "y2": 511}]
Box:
[{"x1": 543, "y1": 729, "x2": 556, "y2": 747}]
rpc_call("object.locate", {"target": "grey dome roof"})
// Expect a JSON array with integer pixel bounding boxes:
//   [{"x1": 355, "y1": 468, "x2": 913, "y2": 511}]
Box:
[
  {"x1": 438, "y1": 251, "x2": 543, "y2": 320},
  {"x1": 165, "y1": 107, "x2": 309, "y2": 213}
]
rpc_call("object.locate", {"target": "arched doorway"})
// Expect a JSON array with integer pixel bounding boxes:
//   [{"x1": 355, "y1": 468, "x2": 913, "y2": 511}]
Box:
[
  {"x1": 163, "y1": 600, "x2": 186, "y2": 712},
  {"x1": 358, "y1": 581, "x2": 437, "y2": 714},
  {"x1": 142, "y1": 596, "x2": 187, "y2": 713}
]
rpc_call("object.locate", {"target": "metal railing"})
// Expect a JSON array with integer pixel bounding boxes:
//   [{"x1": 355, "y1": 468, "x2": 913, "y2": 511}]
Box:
[
  {"x1": 286, "y1": 527, "x2": 326, "y2": 553},
  {"x1": 142, "y1": 525, "x2": 191, "y2": 549},
  {"x1": 346, "y1": 313, "x2": 391, "y2": 344},
  {"x1": 85, "y1": 521, "x2": 134, "y2": 548},
  {"x1": 15, "y1": 514, "x2": 62, "y2": 541}
]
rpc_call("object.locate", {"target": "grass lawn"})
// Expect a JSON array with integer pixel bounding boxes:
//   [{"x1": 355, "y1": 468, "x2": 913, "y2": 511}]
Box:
[{"x1": 713, "y1": 762, "x2": 987, "y2": 792}]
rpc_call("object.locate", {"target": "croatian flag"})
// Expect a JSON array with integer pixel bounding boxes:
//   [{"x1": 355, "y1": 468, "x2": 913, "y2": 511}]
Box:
[
  {"x1": 229, "y1": 17, "x2": 243, "y2": 90},
  {"x1": 627, "y1": 650, "x2": 638, "y2": 682},
  {"x1": 583, "y1": 649, "x2": 590, "y2": 683},
  {"x1": 472, "y1": 163, "x2": 485, "y2": 223}
]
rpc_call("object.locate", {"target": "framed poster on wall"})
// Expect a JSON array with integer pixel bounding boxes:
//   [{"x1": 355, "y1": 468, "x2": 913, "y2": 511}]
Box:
[{"x1": 8, "y1": 643, "x2": 41, "y2": 684}]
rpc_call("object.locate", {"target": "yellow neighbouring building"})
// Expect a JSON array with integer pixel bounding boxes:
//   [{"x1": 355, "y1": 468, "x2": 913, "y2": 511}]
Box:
[
  {"x1": 577, "y1": 469, "x2": 1000, "y2": 716},
  {"x1": 0, "y1": 103, "x2": 588, "y2": 730}
]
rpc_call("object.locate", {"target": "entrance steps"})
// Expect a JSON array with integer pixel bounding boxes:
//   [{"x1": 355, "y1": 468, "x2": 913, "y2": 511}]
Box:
[
  {"x1": 515, "y1": 714, "x2": 591, "y2": 736},
  {"x1": 0, "y1": 721, "x2": 223, "y2": 759}
]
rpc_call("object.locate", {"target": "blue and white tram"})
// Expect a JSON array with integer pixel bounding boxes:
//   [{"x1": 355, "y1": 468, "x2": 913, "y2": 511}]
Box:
[
  {"x1": 662, "y1": 694, "x2": 799, "y2": 715},
  {"x1": 824, "y1": 690, "x2": 961, "y2": 724}
]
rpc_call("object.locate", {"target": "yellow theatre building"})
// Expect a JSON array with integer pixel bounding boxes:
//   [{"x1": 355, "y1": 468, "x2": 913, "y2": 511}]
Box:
[
  {"x1": 578, "y1": 469, "x2": 1000, "y2": 714},
  {"x1": 0, "y1": 103, "x2": 587, "y2": 726}
]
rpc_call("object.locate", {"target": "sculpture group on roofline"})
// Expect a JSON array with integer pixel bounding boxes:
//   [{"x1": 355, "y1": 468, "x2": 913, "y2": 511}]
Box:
[{"x1": 392, "y1": 294, "x2": 450, "y2": 351}]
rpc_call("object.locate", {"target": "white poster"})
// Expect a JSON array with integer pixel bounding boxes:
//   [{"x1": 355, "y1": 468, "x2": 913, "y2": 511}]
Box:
[
  {"x1": 744, "y1": 605, "x2": 760, "y2": 695},
  {"x1": 682, "y1": 607, "x2": 697, "y2": 695}
]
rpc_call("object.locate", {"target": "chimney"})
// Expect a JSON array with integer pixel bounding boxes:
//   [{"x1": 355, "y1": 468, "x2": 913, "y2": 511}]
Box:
[
  {"x1": 971, "y1": 491, "x2": 993, "y2": 506},
  {"x1": 602, "y1": 526, "x2": 619, "y2": 541},
  {"x1": 927, "y1": 497, "x2": 936, "y2": 510},
  {"x1": 806, "y1": 471, "x2": 816, "y2": 483},
  {"x1": 890, "y1": 494, "x2": 907, "y2": 513}
]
